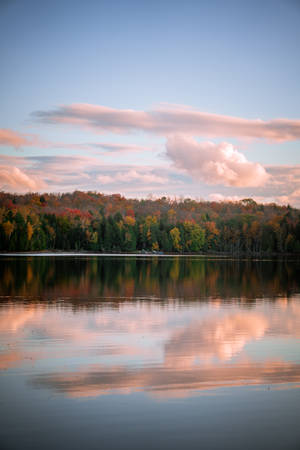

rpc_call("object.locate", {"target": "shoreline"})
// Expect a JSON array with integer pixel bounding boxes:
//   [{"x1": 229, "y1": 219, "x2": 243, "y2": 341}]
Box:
[
  {"x1": 0, "y1": 251, "x2": 226, "y2": 258},
  {"x1": 0, "y1": 251, "x2": 299, "y2": 260}
]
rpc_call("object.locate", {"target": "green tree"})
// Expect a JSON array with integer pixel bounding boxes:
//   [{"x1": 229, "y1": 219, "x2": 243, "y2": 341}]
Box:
[{"x1": 182, "y1": 221, "x2": 205, "y2": 252}]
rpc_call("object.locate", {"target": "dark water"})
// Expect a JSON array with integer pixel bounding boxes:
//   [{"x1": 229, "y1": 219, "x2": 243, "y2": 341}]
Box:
[{"x1": 0, "y1": 256, "x2": 300, "y2": 450}]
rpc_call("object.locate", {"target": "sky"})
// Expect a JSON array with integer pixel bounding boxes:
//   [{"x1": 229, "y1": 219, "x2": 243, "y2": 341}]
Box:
[{"x1": 0, "y1": 0, "x2": 300, "y2": 206}]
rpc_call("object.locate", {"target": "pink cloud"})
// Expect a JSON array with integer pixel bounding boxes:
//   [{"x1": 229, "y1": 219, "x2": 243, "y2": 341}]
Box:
[
  {"x1": 276, "y1": 188, "x2": 300, "y2": 205},
  {"x1": 112, "y1": 169, "x2": 165, "y2": 184},
  {"x1": 1, "y1": 153, "x2": 298, "y2": 207},
  {"x1": 0, "y1": 128, "x2": 148, "y2": 154},
  {"x1": 253, "y1": 165, "x2": 300, "y2": 207},
  {"x1": 166, "y1": 136, "x2": 269, "y2": 187},
  {"x1": 33, "y1": 103, "x2": 300, "y2": 141},
  {"x1": 0, "y1": 129, "x2": 31, "y2": 148},
  {"x1": 0, "y1": 154, "x2": 174, "y2": 194},
  {"x1": 0, "y1": 165, "x2": 47, "y2": 192},
  {"x1": 207, "y1": 166, "x2": 300, "y2": 207},
  {"x1": 0, "y1": 128, "x2": 59, "y2": 150}
]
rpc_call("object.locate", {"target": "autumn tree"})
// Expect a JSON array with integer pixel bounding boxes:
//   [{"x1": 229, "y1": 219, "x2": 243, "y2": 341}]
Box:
[{"x1": 170, "y1": 227, "x2": 181, "y2": 252}]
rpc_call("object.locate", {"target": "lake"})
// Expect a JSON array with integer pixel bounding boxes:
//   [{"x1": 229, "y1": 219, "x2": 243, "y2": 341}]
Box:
[{"x1": 0, "y1": 255, "x2": 300, "y2": 450}]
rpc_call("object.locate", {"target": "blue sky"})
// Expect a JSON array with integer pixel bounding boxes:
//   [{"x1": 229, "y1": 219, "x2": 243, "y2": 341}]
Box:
[{"x1": 1, "y1": 0, "x2": 300, "y2": 205}]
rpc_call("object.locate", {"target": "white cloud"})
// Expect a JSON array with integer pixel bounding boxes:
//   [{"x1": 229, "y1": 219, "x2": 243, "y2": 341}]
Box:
[
  {"x1": 97, "y1": 169, "x2": 165, "y2": 186},
  {"x1": 209, "y1": 193, "x2": 243, "y2": 202},
  {"x1": 166, "y1": 135, "x2": 269, "y2": 187}
]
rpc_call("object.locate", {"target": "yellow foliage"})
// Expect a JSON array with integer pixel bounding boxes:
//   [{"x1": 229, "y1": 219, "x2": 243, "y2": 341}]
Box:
[
  {"x1": 3, "y1": 221, "x2": 14, "y2": 239},
  {"x1": 152, "y1": 241, "x2": 159, "y2": 251},
  {"x1": 27, "y1": 222, "x2": 34, "y2": 241},
  {"x1": 250, "y1": 221, "x2": 260, "y2": 237},
  {"x1": 86, "y1": 230, "x2": 98, "y2": 243},
  {"x1": 145, "y1": 215, "x2": 157, "y2": 226},
  {"x1": 90, "y1": 231, "x2": 98, "y2": 244},
  {"x1": 170, "y1": 227, "x2": 181, "y2": 251},
  {"x1": 167, "y1": 209, "x2": 176, "y2": 223},
  {"x1": 0, "y1": 207, "x2": 5, "y2": 222},
  {"x1": 147, "y1": 229, "x2": 152, "y2": 242},
  {"x1": 124, "y1": 216, "x2": 136, "y2": 226},
  {"x1": 29, "y1": 212, "x2": 40, "y2": 227}
]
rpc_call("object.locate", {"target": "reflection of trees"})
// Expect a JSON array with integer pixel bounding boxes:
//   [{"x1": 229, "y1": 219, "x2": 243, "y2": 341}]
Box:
[{"x1": 0, "y1": 257, "x2": 299, "y2": 306}]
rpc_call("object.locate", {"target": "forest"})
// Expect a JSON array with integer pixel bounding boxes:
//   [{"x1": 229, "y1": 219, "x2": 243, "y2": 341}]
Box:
[{"x1": 0, "y1": 191, "x2": 299, "y2": 254}]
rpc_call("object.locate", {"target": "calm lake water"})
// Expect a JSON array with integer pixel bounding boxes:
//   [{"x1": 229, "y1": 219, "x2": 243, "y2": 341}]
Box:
[{"x1": 1, "y1": 256, "x2": 300, "y2": 450}]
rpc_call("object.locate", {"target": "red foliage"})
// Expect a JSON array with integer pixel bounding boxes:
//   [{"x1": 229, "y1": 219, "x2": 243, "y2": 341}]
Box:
[
  {"x1": 63, "y1": 208, "x2": 92, "y2": 219},
  {"x1": 126, "y1": 208, "x2": 135, "y2": 217}
]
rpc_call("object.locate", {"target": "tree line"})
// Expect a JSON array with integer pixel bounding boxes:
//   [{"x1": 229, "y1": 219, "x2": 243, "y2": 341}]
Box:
[{"x1": 0, "y1": 191, "x2": 299, "y2": 254}]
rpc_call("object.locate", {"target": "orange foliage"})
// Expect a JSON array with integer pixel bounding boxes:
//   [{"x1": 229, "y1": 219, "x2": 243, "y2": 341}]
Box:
[
  {"x1": 124, "y1": 216, "x2": 136, "y2": 226},
  {"x1": 27, "y1": 223, "x2": 34, "y2": 241},
  {"x1": 3, "y1": 221, "x2": 14, "y2": 239}
]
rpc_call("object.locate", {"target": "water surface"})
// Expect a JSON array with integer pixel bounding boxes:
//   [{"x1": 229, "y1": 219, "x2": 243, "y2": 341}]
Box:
[{"x1": 1, "y1": 256, "x2": 300, "y2": 449}]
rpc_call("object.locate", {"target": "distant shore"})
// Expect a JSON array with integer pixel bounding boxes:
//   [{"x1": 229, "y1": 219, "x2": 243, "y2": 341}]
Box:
[
  {"x1": 0, "y1": 251, "x2": 221, "y2": 257},
  {"x1": 0, "y1": 251, "x2": 298, "y2": 259}
]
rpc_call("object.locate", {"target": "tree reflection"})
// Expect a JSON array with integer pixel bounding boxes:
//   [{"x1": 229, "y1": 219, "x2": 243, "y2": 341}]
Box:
[{"x1": 0, "y1": 257, "x2": 299, "y2": 306}]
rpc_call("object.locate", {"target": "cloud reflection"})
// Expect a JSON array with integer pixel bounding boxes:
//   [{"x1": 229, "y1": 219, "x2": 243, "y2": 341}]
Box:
[
  {"x1": 32, "y1": 360, "x2": 300, "y2": 399},
  {"x1": 1, "y1": 296, "x2": 300, "y2": 398}
]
